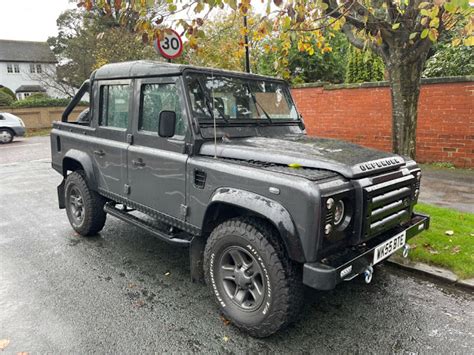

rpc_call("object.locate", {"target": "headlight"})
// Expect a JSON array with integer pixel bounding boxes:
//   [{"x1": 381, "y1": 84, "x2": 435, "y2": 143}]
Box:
[
  {"x1": 324, "y1": 196, "x2": 352, "y2": 238},
  {"x1": 333, "y1": 200, "x2": 345, "y2": 226}
]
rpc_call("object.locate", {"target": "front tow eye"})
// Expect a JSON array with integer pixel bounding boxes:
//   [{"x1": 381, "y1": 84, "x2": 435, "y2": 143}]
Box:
[
  {"x1": 402, "y1": 244, "x2": 410, "y2": 258},
  {"x1": 364, "y1": 265, "x2": 374, "y2": 284}
]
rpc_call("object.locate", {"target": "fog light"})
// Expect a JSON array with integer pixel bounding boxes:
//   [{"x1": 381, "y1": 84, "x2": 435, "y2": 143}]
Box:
[
  {"x1": 326, "y1": 198, "x2": 334, "y2": 210},
  {"x1": 334, "y1": 200, "x2": 345, "y2": 225},
  {"x1": 324, "y1": 223, "x2": 332, "y2": 235}
]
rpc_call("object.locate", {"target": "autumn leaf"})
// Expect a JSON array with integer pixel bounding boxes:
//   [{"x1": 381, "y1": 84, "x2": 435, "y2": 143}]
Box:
[
  {"x1": 223, "y1": 335, "x2": 230, "y2": 342},
  {"x1": 392, "y1": 23, "x2": 400, "y2": 30},
  {"x1": 451, "y1": 245, "x2": 461, "y2": 254},
  {"x1": 445, "y1": 230, "x2": 454, "y2": 236}
]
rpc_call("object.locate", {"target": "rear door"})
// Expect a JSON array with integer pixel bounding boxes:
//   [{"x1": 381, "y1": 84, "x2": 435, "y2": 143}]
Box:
[
  {"x1": 127, "y1": 76, "x2": 188, "y2": 221},
  {"x1": 91, "y1": 80, "x2": 132, "y2": 198}
]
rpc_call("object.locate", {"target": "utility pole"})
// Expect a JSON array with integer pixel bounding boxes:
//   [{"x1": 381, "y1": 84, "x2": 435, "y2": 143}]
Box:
[{"x1": 243, "y1": 15, "x2": 250, "y2": 73}]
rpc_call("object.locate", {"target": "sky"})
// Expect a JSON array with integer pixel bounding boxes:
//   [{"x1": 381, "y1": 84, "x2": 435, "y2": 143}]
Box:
[{"x1": 0, "y1": 0, "x2": 75, "y2": 42}]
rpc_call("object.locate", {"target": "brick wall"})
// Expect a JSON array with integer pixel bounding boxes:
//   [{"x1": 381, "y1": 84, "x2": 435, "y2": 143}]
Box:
[{"x1": 292, "y1": 76, "x2": 474, "y2": 168}]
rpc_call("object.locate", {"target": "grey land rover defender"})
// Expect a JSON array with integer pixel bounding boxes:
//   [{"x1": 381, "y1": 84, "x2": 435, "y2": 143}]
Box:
[{"x1": 51, "y1": 61, "x2": 430, "y2": 337}]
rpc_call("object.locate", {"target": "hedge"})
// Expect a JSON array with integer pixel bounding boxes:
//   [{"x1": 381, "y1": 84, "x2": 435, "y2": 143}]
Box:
[{"x1": 7, "y1": 98, "x2": 88, "y2": 108}]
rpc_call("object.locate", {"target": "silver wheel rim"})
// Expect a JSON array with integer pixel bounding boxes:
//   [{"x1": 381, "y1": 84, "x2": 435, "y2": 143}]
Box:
[{"x1": 0, "y1": 130, "x2": 12, "y2": 143}]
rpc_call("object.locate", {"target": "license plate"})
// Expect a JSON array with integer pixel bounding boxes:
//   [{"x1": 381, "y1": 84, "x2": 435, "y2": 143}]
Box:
[{"x1": 373, "y1": 231, "x2": 406, "y2": 265}]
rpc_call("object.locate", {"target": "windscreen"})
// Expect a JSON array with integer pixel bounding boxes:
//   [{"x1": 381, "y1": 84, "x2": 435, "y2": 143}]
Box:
[{"x1": 185, "y1": 73, "x2": 299, "y2": 122}]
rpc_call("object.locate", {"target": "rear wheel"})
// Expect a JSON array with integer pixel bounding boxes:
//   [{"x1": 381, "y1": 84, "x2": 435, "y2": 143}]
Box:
[
  {"x1": 65, "y1": 171, "x2": 106, "y2": 236},
  {"x1": 204, "y1": 217, "x2": 303, "y2": 337},
  {"x1": 0, "y1": 128, "x2": 13, "y2": 144}
]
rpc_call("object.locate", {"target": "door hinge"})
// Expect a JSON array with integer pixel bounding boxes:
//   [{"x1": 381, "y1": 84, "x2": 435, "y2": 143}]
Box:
[
  {"x1": 124, "y1": 184, "x2": 131, "y2": 195},
  {"x1": 127, "y1": 134, "x2": 133, "y2": 144},
  {"x1": 180, "y1": 204, "x2": 188, "y2": 218}
]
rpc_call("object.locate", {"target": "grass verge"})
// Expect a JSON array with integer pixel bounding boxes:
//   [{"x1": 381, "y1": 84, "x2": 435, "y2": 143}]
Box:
[
  {"x1": 26, "y1": 128, "x2": 52, "y2": 137},
  {"x1": 408, "y1": 203, "x2": 474, "y2": 279}
]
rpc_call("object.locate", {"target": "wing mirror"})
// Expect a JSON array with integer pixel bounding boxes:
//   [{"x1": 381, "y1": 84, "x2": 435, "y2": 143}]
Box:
[{"x1": 158, "y1": 111, "x2": 176, "y2": 138}]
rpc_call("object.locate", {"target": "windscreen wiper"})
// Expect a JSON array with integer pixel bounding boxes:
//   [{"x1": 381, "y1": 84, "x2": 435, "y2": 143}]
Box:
[
  {"x1": 197, "y1": 78, "x2": 229, "y2": 123},
  {"x1": 246, "y1": 83, "x2": 273, "y2": 124}
]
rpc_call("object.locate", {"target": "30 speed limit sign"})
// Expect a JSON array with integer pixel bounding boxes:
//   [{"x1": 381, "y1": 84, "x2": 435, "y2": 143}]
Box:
[{"x1": 156, "y1": 29, "x2": 183, "y2": 60}]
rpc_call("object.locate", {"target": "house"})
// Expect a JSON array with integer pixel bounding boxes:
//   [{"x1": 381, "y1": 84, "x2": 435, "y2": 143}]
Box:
[{"x1": 0, "y1": 39, "x2": 58, "y2": 99}]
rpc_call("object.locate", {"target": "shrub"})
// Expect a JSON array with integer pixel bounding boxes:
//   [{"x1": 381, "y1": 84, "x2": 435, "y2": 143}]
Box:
[
  {"x1": 25, "y1": 92, "x2": 48, "y2": 101},
  {"x1": 10, "y1": 98, "x2": 88, "y2": 108},
  {"x1": 423, "y1": 45, "x2": 474, "y2": 78},
  {"x1": 0, "y1": 87, "x2": 16, "y2": 100},
  {"x1": 345, "y1": 47, "x2": 385, "y2": 83},
  {"x1": 0, "y1": 91, "x2": 14, "y2": 106}
]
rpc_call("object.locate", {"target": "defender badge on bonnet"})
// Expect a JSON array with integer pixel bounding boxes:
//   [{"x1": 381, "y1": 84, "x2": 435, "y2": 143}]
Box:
[{"x1": 359, "y1": 157, "x2": 401, "y2": 171}]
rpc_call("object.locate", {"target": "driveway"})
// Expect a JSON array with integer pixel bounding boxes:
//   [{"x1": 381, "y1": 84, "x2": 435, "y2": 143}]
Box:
[{"x1": 1, "y1": 137, "x2": 473, "y2": 353}]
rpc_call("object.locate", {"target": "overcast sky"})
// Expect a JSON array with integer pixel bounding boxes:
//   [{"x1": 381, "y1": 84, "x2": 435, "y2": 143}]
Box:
[{"x1": 0, "y1": 0, "x2": 75, "y2": 42}]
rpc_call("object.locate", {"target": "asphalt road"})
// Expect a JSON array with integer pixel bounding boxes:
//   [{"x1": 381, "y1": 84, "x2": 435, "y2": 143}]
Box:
[{"x1": 1, "y1": 137, "x2": 473, "y2": 353}]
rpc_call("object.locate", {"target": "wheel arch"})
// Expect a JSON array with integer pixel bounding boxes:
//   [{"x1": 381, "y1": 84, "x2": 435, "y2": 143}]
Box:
[
  {"x1": 202, "y1": 188, "x2": 305, "y2": 263},
  {"x1": 62, "y1": 149, "x2": 97, "y2": 190}
]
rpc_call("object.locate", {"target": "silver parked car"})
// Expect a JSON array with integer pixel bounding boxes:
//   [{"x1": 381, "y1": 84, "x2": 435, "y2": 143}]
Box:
[{"x1": 0, "y1": 112, "x2": 26, "y2": 144}]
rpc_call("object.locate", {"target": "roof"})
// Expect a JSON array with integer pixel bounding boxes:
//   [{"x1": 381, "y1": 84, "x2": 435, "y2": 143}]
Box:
[
  {"x1": 93, "y1": 60, "x2": 284, "y2": 82},
  {"x1": 15, "y1": 85, "x2": 46, "y2": 93},
  {"x1": 0, "y1": 40, "x2": 57, "y2": 63}
]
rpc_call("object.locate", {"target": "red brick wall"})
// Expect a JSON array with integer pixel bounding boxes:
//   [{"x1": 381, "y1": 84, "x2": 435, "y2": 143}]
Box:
[{"x1": 291, "y1": 78, "x2": 474, "y2": 168}]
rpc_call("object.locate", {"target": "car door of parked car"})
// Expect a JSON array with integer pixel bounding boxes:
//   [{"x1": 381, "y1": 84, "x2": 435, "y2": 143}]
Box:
[
  {"x1": 127, "y1": 76, "x2": 188, "y2": 222},
  {"x1": 91, "y1": 80, "x2": 132, "y2": 198}
]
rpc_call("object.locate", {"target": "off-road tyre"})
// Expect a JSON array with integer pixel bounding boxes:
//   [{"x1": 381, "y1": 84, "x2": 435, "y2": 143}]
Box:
[
  {"x1": 204, "y1": 217, "x2": 303, "y2": 337},
  {"x1": 65, "y1": 170, "x2": 106, "y2": 236}
]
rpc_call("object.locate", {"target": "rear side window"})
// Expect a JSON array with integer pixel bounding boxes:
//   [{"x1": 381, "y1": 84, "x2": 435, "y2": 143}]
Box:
[
  {"x1": 100, "y1": 84, "x2": 130, "y2": 129},
  {"x1": 139, "y1": 83, "x2": 185, "y2": 136}
]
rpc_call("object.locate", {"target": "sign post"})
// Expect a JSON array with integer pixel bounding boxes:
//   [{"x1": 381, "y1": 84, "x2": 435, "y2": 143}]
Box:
[{"x1": 155, "y1": 29, "x2": 183, "y2": 62}]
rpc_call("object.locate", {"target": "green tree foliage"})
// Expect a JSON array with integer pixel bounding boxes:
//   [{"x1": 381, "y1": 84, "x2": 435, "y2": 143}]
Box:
[
  {"x1": 0, "y1": 87, "x2": 16, "y2": 101},
  {"x1": 258, "y1": 33, "x2": 349, "y2": 84},
  {"x1": 424, "y1": 45, "x2": 474, "y2": 77},
  {"x1": 48, "y1": 9, "x2": 158, "y2": 89},
  {"x1": 345, "y1": 47, "x2": 385, "y2": 83},
  {"x1": 0, "y1": 91, "x2": 14, "y2": 106}
]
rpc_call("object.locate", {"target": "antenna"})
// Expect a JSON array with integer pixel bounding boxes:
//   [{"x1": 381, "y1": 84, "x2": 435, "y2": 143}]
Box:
[{"x1": 211, "y1": 71, "x2": 217, "y2": 159}]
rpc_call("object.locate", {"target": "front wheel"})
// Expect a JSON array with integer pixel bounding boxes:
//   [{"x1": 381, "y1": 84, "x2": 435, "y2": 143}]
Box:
[
  {"x1": 204, "y1": 217, "x2": 303, "y2": 337},
  {"x1": 65, "y1": 171, "x2": 106, "y2": 236}
]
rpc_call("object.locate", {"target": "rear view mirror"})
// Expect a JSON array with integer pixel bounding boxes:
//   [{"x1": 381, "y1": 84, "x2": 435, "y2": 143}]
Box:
[{"x1": 158, "y1": 111, "x2": 176, "y2": 138}]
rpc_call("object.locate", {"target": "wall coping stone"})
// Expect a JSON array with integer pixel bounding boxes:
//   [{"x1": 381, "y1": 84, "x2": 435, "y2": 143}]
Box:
[{"x1": 292, "y1": 75, "x2": 474, "y2": 90}]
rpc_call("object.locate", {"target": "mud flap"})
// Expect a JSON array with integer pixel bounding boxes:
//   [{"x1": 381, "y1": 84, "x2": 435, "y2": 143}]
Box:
[
  {"x1": 57, "y1": 179, "x2": 66, "y2": 209},
  {"x1": 189, "y1": 237, "x2": 206, "y2": 283}
]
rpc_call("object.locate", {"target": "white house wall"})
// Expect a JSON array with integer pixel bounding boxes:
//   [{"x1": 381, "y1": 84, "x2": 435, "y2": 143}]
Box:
[{"x1": 0, "y1": 62, "x2": 62, "y2": 98}]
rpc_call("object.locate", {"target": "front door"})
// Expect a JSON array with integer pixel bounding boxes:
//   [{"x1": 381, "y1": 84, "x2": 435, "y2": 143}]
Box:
[
  {"x1": 127, "y1": 77, "x2": 188, "y2": 221},
  {"x1": 92, "y1": 80, "x2": 132, "y2": 198}
]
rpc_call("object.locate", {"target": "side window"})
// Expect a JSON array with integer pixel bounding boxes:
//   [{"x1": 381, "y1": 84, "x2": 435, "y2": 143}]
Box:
[
  {"x1": 100, "y1": 84, "x2": 130, "y2": 129},
  {"x1": 139, "y1": 83, "x2": 185, "y2": 136}
]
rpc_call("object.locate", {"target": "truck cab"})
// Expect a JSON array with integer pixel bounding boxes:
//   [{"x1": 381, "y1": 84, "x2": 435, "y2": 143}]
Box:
[{"x1": 51, "y1": 61, "x2": 429, "y2": 337}]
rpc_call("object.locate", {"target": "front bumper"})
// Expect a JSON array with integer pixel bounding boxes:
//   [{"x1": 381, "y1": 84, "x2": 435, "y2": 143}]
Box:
[
  {"x1": 12, "y1": 126, "x2": 26, "y2": 137},
  {"x1": 303, "y1": 213, "x2": 430, "y2": 290}
]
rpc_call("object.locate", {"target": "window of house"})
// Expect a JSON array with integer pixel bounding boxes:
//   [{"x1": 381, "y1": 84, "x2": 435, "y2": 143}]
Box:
[
  {"x1": 100, "y1": 84, "x2": 130, "y2": 129},
  {"x1": 36, "y1": 64, "x2": 42, "y2": 74},
  {"x1": 30, "y1": 64, "x2": 35, "y2": 73},
  {"x1": 139, "y1": 83, "x2": 185, "y2": 136},
  {"x1": 13, "y1": 64, "x2": 20, "y2": 73},
  {"x1": 7, "y1": 64, "x2": 13, "y2": 73}
]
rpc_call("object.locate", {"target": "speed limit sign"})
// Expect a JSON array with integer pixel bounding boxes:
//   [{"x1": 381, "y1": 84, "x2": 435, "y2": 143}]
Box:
[{"x1": 156, "y1": 29, "x2": 183, "y2": 60}]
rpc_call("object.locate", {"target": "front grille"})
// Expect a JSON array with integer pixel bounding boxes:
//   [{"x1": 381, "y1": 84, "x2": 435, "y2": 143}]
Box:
[{"x1": 363, "y1": 174, "x2": 415, "y2": 239}]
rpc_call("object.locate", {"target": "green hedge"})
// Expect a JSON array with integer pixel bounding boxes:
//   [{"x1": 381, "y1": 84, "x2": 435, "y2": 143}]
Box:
[
  {"x1": 0, "y1": 91, "x2": 14, "y2": 106},
  {"x1": 9, "y1": 98, "x2": 88, "y2": 108}
]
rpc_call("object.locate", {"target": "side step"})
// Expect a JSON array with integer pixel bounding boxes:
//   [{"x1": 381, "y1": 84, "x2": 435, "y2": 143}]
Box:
[{"x1": 104, "y1": 203, "x2": 192, "y2": 247}]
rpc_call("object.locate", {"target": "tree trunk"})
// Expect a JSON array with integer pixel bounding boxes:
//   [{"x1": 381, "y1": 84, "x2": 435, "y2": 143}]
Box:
[{"x1": 386, "y1": 49, "x2": 428, "y2": 159}]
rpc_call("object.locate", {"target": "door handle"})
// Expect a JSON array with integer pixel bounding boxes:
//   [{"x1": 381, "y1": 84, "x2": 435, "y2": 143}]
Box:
[
  {"x1": 93, "y1": 150, "x2": 105, "y2": 157},
  {"x1": 132, "y1": 158, "x2": 146, "y2": 168}
]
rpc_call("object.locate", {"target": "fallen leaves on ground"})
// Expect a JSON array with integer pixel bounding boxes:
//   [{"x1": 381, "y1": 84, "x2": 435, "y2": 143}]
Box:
[
  {"x1": 164, "y1": 272, "x2": 170, "y2": 276},
  {"x1": 445, "y1": 230, "x2": 454, "y2": 236},
  {"x1": 223, "y1": 336, "x2": 229, "y2": 342},
  {"x1": 0, "y1": 339, "x2": 10, "y2": 351},
  {"x1": 220, "y1": 315, "x2": 231, "y2": 326},
  {"x1": 423, "y1": 243, "x2": 439, "y2": 255},
  {"x1": 451, "y1": 245, "x2": 461, "y2": 254}
]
